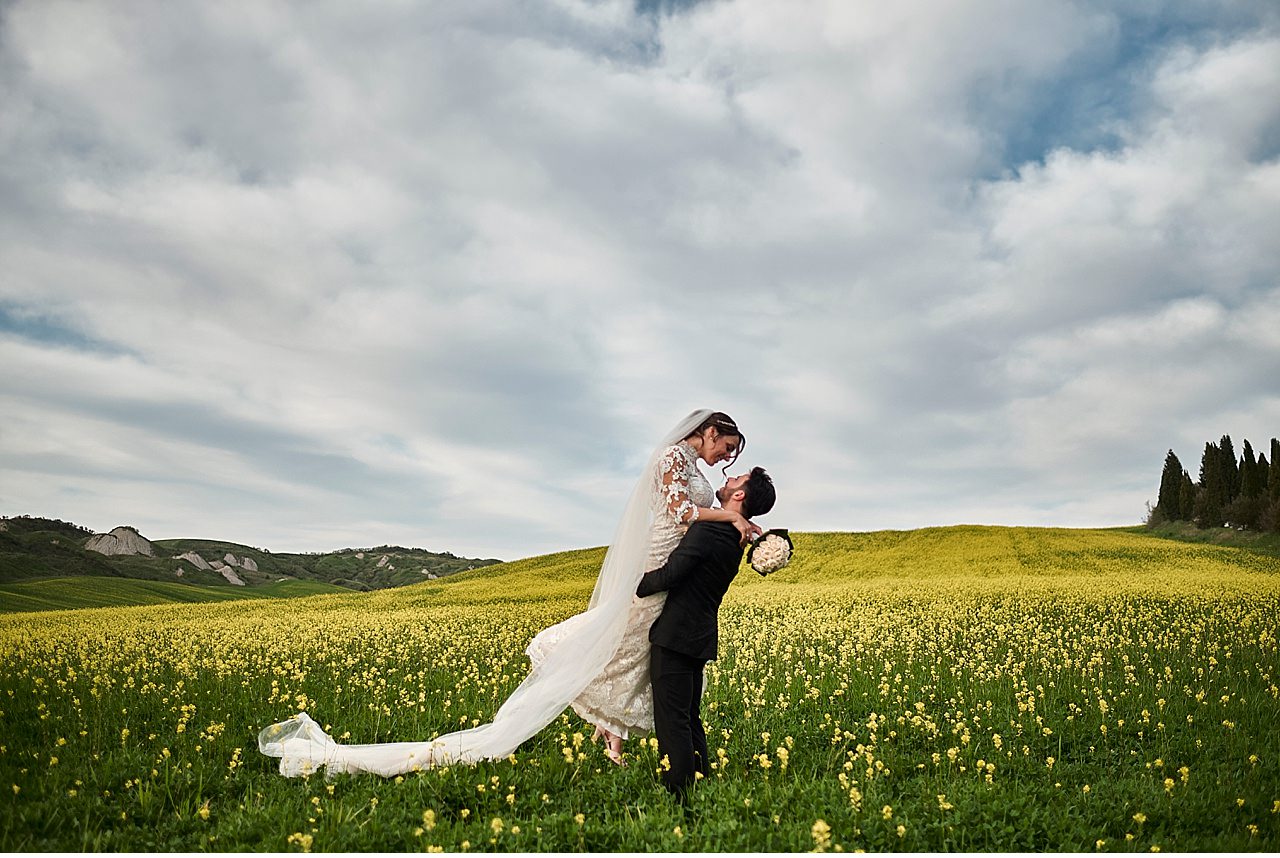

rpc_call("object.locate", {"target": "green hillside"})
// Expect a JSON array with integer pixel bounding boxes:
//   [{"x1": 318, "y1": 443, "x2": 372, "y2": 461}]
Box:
[
  {"x1": 0, "y1": 515, "x2": 501, "y2": 599},
  {"x1": 0, "y1": 518, "x2": 120, "y2": 580}
]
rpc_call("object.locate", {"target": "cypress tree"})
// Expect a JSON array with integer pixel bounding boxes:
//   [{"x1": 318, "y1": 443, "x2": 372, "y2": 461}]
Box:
[
  {"x1": 1197, "y1": 441, "x2": 1224, "y2": 527},
  {"x1": 1259, "y1": 452, "x2": 1270, "y2": 498},
  {"x1": 1156, "y1": 450, "x2": 1185, "y2": 520},
  {"x1": 1179, "y1": 472, "x2": 1197, "y2": 521},
  {"x1": 1241, "y1": 440, "x2": 1260, "y2": 498},
  {"x1": 1271, "y1": 439, "x2": 1280, "y2": 502},
  {"x1": 1220, "y1": 435, "x2": 1240, "y2": 503},
  {"x1": 1225, "y1": 439, "x2": 1269, "y2": 530}
]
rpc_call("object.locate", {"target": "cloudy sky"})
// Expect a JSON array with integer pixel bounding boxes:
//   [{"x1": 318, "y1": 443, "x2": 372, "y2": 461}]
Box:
[{"x1": 2, "y1": 0, "x2": 1278, "y2": 560}]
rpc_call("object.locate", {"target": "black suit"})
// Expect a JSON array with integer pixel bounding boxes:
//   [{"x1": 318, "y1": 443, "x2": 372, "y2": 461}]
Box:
[{"x1": 636, "y1": 520, "x2": 745, "y2": 794}]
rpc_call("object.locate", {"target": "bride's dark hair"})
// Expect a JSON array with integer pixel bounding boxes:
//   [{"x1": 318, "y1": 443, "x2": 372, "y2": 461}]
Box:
[{"x1": 686, "y1": 411, "x2": 744, "y2": 472}]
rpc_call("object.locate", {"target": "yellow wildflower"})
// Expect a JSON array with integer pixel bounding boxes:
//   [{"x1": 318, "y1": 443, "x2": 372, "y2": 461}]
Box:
[{"x1": 811, "y1": 819, "x2": 832, "y2": 852}]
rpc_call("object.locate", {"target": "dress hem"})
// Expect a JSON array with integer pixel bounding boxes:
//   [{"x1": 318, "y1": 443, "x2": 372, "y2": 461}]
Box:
[{"x1": 570, "y1": 701, "x2": 651, "y2": 740}]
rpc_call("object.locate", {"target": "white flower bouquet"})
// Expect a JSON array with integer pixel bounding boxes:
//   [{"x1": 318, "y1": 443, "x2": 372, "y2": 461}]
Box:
[{"x1": 747, "y1": 529, "x2": 793, "y2": 576}]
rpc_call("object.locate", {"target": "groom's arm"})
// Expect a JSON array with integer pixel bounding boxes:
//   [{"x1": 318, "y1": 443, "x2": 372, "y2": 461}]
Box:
[{"x1": 636, "y1": 527, "x2": 710, "y2": 597}]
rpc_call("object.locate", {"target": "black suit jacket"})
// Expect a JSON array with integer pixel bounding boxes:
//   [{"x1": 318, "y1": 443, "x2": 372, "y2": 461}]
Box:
[{"x1": 635, "y1": 520, "x2": 745, "y2": 661}]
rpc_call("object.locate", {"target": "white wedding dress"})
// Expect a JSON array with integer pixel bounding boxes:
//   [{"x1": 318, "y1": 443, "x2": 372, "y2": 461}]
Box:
[
  {"x1": 258, "y1": 410, "x2": 715, "y2": 777},
  {"x1": 528, "y1": 439, "x2": 712, "y2": 738}
]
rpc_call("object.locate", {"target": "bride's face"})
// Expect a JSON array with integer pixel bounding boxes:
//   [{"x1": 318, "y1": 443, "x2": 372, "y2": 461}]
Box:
[{"x1": 700, "y1": 429, "x2": 740, "y2": 466}]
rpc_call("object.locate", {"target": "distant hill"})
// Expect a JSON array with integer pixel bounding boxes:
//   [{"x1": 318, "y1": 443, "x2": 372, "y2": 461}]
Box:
[{"x1": 0, "y1": 516, "x2": 502, "y2": 605}]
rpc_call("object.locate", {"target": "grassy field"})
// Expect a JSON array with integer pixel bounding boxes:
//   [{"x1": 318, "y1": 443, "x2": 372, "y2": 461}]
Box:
[
  {"x1": 1, "y1": 526, "x2": 1278, "y2": 851},
  {"x1": 0, "y1": 577, "x2": 347, "y2": 613}
]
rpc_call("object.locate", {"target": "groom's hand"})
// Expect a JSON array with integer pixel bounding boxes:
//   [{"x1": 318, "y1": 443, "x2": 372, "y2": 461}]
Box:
[{"x1": 730, "y1": 514, "x2": 761, "y2": 545}]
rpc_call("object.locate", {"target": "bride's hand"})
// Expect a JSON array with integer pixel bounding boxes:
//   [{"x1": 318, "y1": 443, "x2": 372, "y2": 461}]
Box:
[{"x1": 731, "y1": 513, "x2": 763, "y2": 545}]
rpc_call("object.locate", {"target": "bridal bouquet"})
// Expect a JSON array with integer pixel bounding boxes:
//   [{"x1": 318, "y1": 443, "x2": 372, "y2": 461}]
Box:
[{"x1": 747, "y1": 529, "x2": 793, "y2": 576}]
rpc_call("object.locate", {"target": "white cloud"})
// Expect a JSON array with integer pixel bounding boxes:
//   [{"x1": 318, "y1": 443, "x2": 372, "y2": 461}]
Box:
[{"x1": 1, "y1": 1, "x2": 1277, "y2": 557}]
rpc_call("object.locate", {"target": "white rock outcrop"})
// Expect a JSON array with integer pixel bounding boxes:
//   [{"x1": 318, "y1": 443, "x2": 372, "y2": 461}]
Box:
[
  {"x1": 219, "y1": 567, "x2": 246, "y2": 586},
  {"x1": 86, "y1": 526, "x2": 154, "y2": 557},
  {"x1": 178, "y1": 551, "x2": 212, "y2": 570},
  {"x1": 377, "y1": 555, "x2": 390, "y2": 568},
  {"x1": 219, "y1": 551, "x2": 259, "y2": 572}
]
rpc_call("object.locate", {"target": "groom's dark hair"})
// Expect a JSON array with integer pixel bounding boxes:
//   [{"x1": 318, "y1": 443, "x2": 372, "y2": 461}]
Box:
[{"x1": 740, "y1": 467, "x2": 776, "y2": 519}]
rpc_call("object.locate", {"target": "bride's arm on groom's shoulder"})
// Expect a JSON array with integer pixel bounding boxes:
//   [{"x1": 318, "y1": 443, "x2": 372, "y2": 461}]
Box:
[
  {"x1": 636, "y1": 538, "x2": 706, "y2": 598},
  {"x1": 658, "y1": 445, "x2": 758, "y2": 542}
]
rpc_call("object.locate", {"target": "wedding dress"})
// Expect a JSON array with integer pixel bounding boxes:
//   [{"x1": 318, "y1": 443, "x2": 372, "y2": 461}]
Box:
[
  {"x1": 258, "y1": 409, "x2": 714, "y2": 777},
  {"x1": 528, "y1": 438, "x2": 712, "y2": 738}
]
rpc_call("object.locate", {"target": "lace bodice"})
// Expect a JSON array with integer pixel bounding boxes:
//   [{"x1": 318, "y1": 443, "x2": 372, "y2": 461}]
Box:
[{"x1": 648, "y1": 441, "x2": 713, "y2": 568}]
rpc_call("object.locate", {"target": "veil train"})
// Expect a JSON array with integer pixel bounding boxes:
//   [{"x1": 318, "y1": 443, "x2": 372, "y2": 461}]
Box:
[{"x1": 258, "y1": 409, "x2": 713, "y2": 777}]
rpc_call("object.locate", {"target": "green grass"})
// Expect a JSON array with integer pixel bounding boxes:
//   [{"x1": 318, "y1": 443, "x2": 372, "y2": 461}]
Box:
[
  {"x1": 2, "y1": 526, "x2": 1278, "y2": 852},
  {"x1": 1132, "y1": 521, "x2": 1280, "y2": 560},
  {"x1": 0, "y1": 577, "x2": 349, "y2": 613}
]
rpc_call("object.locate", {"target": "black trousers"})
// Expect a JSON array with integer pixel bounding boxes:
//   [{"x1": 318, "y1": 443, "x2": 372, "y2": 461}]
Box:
[{"x1": 650, "y1": 644, "x2": 709, "y2": 795}]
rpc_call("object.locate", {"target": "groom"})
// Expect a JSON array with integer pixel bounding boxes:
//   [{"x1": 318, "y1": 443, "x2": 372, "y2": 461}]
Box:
[{"x1": 636, "y1": 466, "x2": 776, "y2": 796}]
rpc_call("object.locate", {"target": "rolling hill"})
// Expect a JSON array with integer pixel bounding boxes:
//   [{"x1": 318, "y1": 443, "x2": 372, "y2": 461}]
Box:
[{"x1": 0, "y1": 515, "x2": 501, "y2": 610}]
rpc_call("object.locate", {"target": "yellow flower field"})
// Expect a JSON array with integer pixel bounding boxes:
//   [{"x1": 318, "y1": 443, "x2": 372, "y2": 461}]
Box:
[{"x1": 1, "y1": 526, "x2": 1278, "y2": 851}]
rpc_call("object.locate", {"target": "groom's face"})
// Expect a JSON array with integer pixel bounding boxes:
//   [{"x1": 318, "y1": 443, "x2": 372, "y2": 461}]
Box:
[{"x1": 716, "y1": 473, "x2": 749, "y2": 504}]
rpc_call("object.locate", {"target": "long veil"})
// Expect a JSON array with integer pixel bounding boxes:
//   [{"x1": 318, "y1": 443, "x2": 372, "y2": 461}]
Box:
[{"x1": 258, "y1": 408, "x2": 714, "y2": 777}]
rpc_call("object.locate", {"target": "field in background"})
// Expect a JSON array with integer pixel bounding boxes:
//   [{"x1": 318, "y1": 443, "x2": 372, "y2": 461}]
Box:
[
  {"x1": 2, "y1": 526, "x2": 1278, "y2": 851},
  {"x1": 0, "y1": 577, "x2": 347, "y2": 613}
]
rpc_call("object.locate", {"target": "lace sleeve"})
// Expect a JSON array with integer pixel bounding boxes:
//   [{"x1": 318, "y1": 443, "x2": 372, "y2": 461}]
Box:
[{"x1": 658, "y1": 446, "x2": 699, "y2": 525}]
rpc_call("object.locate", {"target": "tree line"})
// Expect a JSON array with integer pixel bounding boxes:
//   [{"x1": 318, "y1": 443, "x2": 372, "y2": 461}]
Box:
[{"x1": 1150, "y1": 436, "x2": 1280, "y2": 532}]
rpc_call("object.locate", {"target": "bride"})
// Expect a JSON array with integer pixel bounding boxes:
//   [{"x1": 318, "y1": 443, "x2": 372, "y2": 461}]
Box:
[
  {"x1": 528, "y1": 410, "x2": 756, "y2": 764},
  {"x1": 258, "y1": 408, "x2": 756, "y2": 777}
]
